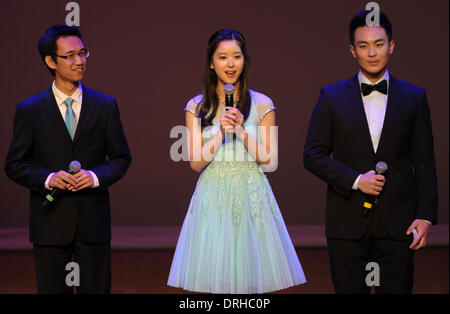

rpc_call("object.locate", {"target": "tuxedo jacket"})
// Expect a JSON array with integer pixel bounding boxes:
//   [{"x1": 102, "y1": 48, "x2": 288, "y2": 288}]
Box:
[
  {"x1": 303, "y1": 75, "x2": 438, "y2": 240},
  {"x1": 5, "y1": 85, "x2": 132, "y2": 245}
]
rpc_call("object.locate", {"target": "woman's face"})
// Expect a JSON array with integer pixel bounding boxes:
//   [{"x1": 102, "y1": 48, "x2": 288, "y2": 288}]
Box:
[{"x1": 210, "y1": 40, "x2": 244, "y2": 89}]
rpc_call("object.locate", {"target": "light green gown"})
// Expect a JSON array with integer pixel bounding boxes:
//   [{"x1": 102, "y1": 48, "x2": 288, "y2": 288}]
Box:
[{"x1": 168, "y1": 90, "x2": 306, "y2": 293}]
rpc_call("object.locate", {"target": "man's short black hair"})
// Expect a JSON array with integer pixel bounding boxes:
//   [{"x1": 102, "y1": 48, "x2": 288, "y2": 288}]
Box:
[
  {"x1": 38, "y1": 24, "x2": 84, "y2": 76},
  {"x1": 349, "y1": 10, "x2": 393, "y2": 45}
]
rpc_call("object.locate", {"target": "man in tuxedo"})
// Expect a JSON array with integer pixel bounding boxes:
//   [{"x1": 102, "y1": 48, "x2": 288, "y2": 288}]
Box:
[
  {"x1": 303, "y1": 10, "x2": 438, "y2": 293},
  {"x1": 5, "y1": 25, "x2": 132, "y2": 293}
]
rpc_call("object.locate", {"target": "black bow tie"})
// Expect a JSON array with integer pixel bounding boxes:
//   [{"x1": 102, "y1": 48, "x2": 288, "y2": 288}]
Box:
[{"x1": 361, "y1": 80, "x2": 388, "y2": 96}]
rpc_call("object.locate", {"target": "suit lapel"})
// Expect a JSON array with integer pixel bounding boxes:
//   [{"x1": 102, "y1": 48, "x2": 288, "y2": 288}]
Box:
[
  {"x1": 346, "y1": 76, "x2": 376, "y2": 156},
  {"x1": 42, "y1": 88, "x2": 73, "y2": 144},
  {"x1": 72, "y1": 85, "x2": 96, "y2": 143},
  {"x1": 375, "y1": 75, "x2": 401, "y2": 159}
]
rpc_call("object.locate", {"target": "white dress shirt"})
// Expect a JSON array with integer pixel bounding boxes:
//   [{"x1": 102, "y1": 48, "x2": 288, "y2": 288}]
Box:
[
  {"x1": 351, "y1": 71, "x2": 430, "y2": 225},
  {"x1": 359, "y1": 70, "x2": 389, "y2": 153},
  {"x1": 53, "y1": 80, "x2": 83, "y2": 121},
  {"x1": 352, "y1": 70, "x2": 389, "y2": 190},
  {"x1": 44, "y1": 81, "x2": 99, "y2": 190}
]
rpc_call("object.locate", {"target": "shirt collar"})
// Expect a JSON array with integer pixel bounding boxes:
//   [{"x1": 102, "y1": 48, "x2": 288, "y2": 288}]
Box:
[
  {"x1": 358, "y1": 69, "x2": 390, "y2": 87},
  {"x1": 52, "y1": 81, "x2": 83, "y2": 106}
]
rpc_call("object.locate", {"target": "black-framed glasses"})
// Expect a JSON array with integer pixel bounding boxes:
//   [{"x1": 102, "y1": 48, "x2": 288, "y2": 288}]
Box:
[{"x1": 53, "y1": 49, "x2": 90, "y2": 62}]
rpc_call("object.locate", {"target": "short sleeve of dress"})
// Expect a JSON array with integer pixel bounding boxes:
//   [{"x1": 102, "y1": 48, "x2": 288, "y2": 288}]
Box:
[
  {"x1": 184, "y1": 95, "x2": 203, "y2": 117},
  {"x1": 255, "y1": 94, "x2": 276, "y2": 121}
]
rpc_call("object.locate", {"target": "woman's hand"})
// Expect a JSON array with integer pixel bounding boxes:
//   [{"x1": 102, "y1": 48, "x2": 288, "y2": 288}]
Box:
[
  {"x1": 220, "y1": 107, "x2": 246, "y2": 137},
  {"x1": 219, "y1": 107, "x2": 237, "y2": 136}
]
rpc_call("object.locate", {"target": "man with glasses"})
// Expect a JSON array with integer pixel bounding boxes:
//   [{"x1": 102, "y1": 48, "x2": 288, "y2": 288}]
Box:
[{"x1": 5, "y1": 24, "x2": 132, "y2": 293}]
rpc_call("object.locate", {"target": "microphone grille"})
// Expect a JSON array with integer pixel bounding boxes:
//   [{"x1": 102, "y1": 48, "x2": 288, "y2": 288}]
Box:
[
  {"x1": 224, "y1": 84, "x2": 235, "y2": 96},
  {"x1": 375, "y1": 161, "x2": 388, "y2": 174},
  {"x1": 69, "y1": 160, "x2": 81, "y2": 173}
]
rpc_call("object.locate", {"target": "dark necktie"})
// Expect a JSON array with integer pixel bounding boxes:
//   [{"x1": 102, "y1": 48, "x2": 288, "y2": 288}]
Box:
[{"x1": 361, "y1": 79, "x2": 388, "y2": 96}]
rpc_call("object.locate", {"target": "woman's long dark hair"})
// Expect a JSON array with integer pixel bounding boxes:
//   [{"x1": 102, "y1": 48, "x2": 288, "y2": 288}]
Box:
[{"x1": 198, "y1": 29, "x2": 251, "y2": 127}]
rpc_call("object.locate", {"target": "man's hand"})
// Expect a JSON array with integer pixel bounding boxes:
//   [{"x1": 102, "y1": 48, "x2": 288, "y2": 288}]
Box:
[
  {"x1": 357, "y1": 170, "x2": 385, "y2": 195},
  {"x1": 49, "y1": 171, "x2": 77, "y2": 190},
  {"x1": 68, "y1": 169, "x2": 95, "y2": 192},
  {"x1": 407, "y1": 219, "x2": 430, "y2": 250}
]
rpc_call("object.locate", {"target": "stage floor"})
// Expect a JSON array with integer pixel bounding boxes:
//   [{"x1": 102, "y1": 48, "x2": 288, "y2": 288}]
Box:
[{"x1": 0, "y1": 247, "x2": 447, "y2": 294}]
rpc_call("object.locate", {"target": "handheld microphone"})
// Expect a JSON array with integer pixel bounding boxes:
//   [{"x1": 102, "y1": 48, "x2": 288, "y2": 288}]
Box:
[
  {"x1": 223, "y1": 84, "x2": 236, "y2": 136},
  {"x1": 43, "y1": 160, "x2": 81, "y2": 207},
  {"x1": 362, "y1": 161, "x2": 388, "y2": 216},
  {"x1": 374, "y1": 161, "x2": 388, "y2": 204}
]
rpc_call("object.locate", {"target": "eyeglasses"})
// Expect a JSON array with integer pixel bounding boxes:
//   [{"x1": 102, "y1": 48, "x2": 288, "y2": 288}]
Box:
[{"x1": 53, "y1": 49, "x2": 90, "y2": 62}]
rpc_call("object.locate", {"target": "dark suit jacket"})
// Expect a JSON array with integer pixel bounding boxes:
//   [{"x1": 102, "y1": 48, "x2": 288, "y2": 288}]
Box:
[
  {"x1": 303, "y1": 75, "x2": 438, "y2": 240},
  {"x1": 5, "y1": 85, "x2": 132, "y2": 245}
]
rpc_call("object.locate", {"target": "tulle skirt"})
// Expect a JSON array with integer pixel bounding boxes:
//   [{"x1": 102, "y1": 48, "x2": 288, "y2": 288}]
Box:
[{"x1": 167, "y1": 161, "x2": 306, "y2": 293}]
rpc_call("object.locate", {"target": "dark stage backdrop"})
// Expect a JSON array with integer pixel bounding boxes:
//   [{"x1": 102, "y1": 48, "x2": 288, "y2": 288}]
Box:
[{"x1": 0, "y1": 0, "x2": 448, "y2": 228}]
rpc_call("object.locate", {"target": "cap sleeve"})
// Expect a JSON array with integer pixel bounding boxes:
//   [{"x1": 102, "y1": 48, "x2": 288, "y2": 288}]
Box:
[
  {"x1": 256, "y1": 95, "x2": 276, "y2": 121},
  {"x1": 184, "y1": 95, "x2": 203, "y2": 117}
]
